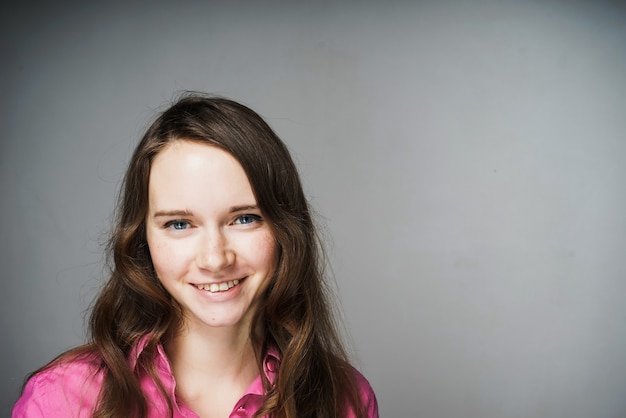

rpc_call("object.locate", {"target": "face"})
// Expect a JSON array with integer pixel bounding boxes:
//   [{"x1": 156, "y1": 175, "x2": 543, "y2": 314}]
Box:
[{"x1": 145, "y1": 140, "x2": 278, "y2": 332}]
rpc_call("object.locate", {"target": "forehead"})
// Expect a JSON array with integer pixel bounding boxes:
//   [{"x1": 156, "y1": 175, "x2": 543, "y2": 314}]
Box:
[{"x1": 148, "y1": 140, "x2": 256, "y2": 207}]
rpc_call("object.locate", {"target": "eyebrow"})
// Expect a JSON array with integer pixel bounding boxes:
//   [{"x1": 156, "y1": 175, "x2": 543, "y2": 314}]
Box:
[
  {"x1": 229, "y1": 205, "x2": 259, "y2": 213},
  {"x1": 152, "y1": 205, "x2": 259, "y2": 218},
  {"x1": 153, "y1": 209, "x2": 194, "y2": 218}
]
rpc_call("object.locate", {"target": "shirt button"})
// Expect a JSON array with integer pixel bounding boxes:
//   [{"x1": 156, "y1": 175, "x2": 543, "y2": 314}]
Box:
[
  {"x1": 233, "y1": 406, "x2": 248, "y2": 416},
  {"x1": 265, "y1": 358, "x2": 278, "y2": 373}
]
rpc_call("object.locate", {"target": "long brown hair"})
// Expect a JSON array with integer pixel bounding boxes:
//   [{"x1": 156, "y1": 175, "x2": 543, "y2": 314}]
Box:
[{"x1": 25, "y1": 93, "x2": 366, "y2": 417}]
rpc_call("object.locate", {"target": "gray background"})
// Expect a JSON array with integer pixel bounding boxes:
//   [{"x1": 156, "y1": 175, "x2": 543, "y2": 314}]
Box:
[{"x1": 2, "y1": 1, "x2": 625, "y2": 417}]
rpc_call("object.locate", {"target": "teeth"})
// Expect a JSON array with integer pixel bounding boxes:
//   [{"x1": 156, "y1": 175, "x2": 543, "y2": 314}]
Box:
[{"x1": 196, "y1": 280, "x2": 241, "y2": 293}]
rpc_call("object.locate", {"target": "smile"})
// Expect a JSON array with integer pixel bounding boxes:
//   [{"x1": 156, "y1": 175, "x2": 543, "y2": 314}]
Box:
[{"x1": 194, "y1": 279, "x2": 240, "y2": 293}]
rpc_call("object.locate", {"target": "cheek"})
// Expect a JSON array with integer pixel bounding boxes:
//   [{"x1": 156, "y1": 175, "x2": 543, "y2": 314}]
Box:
[
  {"x1": 148, "y1": 242, "x2": 167, "y2": 278},
  {"x1": 254, "y1": 232, "x2": 279, "y2": 272},
  {"x1": 147, "y1": 239, "x2": 181, "y2": 280}
]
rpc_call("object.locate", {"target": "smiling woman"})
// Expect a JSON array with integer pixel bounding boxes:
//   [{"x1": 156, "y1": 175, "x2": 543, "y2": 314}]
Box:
[
  {"x1": 146, "y1": 142, "x2": 278, "y2": 332},
  {"x1": 12, "y1": 94, "x2": 378, "y2": 418}
]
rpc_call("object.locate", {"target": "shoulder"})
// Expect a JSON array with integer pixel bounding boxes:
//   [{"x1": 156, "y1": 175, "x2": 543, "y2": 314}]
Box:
[
  {"x1": 12, "y1": 353, "x2": 104, "y2": 418},
  {"x1": 351, "y1": 367, "x2": 379, "y2": 418}
]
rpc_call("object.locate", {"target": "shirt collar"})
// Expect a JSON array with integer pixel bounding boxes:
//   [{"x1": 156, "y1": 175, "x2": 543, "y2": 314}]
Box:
[{"x1": 130, "y1": 334, "x2": 281, "y2": 385}]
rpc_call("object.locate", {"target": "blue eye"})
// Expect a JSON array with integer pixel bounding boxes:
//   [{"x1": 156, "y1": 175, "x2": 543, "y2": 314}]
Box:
[
  {"x1": 165, "y1": 220, "x2": 190, "y2": 230},
  {"x1": 235, "y1": 214, "x2": 261, "y2": 225}
]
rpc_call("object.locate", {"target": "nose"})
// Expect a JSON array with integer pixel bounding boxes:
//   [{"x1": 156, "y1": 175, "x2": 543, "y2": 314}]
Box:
[{"x1": 196, "y1": 228, "x2": 235, "y2": 272}]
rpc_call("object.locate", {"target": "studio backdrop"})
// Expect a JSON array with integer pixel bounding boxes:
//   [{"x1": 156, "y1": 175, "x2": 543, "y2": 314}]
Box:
[{"x1": 2, "y1": 1, "x2": 625, "y2": 416}]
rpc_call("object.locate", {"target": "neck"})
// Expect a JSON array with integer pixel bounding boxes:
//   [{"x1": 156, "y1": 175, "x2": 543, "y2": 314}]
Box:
[
  {"x1": 165, "y1": 322, "x2": 258, "y2": 380},
  {"x1": 163, "y1": 323, "x2": 262, "y2": 415}
]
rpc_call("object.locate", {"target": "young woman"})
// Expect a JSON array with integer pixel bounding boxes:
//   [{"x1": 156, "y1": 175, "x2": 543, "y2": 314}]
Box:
[{"x1": 13, "y1": 94, "x2": 378, "y2": 418}]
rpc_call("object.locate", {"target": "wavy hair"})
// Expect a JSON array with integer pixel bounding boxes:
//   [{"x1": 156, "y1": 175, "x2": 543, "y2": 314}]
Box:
[{"x1": 26, "y1": 94, "x2": 366, "y2": 417}]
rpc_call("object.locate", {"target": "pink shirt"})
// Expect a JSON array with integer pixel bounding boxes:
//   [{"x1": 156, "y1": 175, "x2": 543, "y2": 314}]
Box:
[{"x1": 13, "y1": 338, "x2": 378, "y2": 417}]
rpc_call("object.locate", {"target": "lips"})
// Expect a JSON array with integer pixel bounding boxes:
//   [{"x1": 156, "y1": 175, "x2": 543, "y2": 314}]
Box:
[{"x1": 194, "y1": 279, "x2": 240, "y2": 293}]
